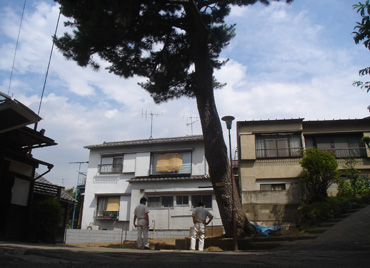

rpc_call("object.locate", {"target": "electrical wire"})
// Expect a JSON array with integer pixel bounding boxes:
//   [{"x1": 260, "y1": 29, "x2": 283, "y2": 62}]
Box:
[
  {"x1": 37, "y1": 8, "x2": 61, "y2": 117},
  {"x1": 8, "y1": 0, "x2": 27, "y2": 96}
]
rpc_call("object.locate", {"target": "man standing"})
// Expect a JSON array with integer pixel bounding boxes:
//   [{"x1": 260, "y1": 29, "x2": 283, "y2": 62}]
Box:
[
  {"x1": 133, "y1": 197, "x2": 150, "y2": 250},
  {"x1": 190, "y1": 202, "x2": 213, "y2": 251}
]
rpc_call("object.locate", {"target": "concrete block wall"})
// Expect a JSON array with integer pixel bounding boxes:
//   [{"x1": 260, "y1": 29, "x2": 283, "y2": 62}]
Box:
[{"x1": 65, "y1": 229, "x2": 190, "y2": 244}]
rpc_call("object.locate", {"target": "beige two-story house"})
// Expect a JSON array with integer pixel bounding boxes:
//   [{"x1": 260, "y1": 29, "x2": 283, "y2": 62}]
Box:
[{"x1": 237, "y1": 118, "x2": 370, "y2": 229}]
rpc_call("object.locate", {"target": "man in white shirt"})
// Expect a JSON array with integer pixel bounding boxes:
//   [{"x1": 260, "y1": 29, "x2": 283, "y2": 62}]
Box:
[
  {"x1": 133, "y1": 197, "x2": 150, "y2": 250},
  {"x1": 190, "y1": 201, "x2": 213, "y2": 251}
]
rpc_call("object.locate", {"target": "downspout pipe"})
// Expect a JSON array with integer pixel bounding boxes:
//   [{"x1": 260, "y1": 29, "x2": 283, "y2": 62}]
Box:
[{"x1": 34, "y1": 161, "x2": 54, "y2": 180}]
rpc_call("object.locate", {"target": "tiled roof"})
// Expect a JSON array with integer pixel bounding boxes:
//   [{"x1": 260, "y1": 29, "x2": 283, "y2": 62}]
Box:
[
  {"x1": 34, "y1": 176, "x2": 77, "y2": 203},
  {"x1": 84, "y1": 135, "x2": 204, "y2": 149},
  {"x1": 128, "y1": 175, "x2": 209, "y2": 182}
]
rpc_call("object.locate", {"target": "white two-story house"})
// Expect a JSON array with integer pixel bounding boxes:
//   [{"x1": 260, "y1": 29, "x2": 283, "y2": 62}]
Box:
[{"x1": 81, "y1": 135, "x2": 222, "y2": 231}]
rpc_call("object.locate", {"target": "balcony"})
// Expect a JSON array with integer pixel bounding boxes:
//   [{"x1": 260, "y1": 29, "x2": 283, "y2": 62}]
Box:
[{"x1": 98, "y1": 164, "x2": 123, "y2": 174}]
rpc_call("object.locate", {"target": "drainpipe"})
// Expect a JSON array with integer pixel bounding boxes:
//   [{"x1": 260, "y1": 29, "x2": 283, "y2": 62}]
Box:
[{"x1": 33, "y1": 162, "x2": 54, "y2": 180}]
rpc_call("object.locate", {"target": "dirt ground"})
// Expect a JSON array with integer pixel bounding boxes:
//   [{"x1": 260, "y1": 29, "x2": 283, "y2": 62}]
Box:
[
  {"x1": 65, "y1": 229, "x2": 305, "y2": 252},
  {"x1": 67, "y1": 237, "x2": 179, "y2": 250}
]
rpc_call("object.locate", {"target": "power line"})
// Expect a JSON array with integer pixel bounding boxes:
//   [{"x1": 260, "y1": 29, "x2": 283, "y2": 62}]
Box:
[
  {"x1": 37, "y1": 8, "x2": 61, "y2": 116},
  {"x1": 8, "y1": 0, "x2": 27, "y2": 96}
]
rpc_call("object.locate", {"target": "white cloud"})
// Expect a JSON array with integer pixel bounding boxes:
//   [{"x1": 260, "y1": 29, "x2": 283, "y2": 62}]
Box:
[{"x1": 105, "y1": 109, "x2": 118, "y2": 118}]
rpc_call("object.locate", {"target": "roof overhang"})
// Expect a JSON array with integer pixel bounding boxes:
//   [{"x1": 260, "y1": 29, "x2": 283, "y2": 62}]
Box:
[
  {"x1": 0, "y1": 91, "x2": 41, "y2": 134},
  {"x1": 0, "y1": 126, "x2": 57, "y2": 150}
]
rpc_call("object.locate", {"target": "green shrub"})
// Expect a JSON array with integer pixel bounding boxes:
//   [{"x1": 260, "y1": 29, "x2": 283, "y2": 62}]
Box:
[
  {"x1": 28, "y1": 198, "x2": 62, "y2": 243},
  {"x1": 338, "y1": 175, "x2": 370, "y2": 197},
  {"x1": 298, "y1": 195, "x2": 370, "y2": 228},
  {"x1": 299, "y1": 148, "x2": 339, "y2": 204}
]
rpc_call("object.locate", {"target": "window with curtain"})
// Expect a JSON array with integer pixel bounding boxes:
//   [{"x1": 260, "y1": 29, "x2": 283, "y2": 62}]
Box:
[
  {"x1": 304, "y1": 134, "x2": 366, "y2": 158},
  {"x1": 150, "y1": 152, "x2": 191, "y2": 175},
  {"x1": 96, "y1": 196, "x2": 120, "y2": 219},
  {"x1": 99, "y1": 156, "x2": 123, "y2": 173},
  {"x1": 256, "y1": 134, "x2": 302, "y2": 158}
]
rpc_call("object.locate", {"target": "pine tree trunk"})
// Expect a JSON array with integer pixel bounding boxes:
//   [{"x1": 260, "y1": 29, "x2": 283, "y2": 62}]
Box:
[{"x1": 184, "y1": 1, "x2": 251, "y2": 237}]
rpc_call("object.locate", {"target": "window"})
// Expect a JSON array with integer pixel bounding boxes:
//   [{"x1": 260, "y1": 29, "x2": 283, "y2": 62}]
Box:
[
  {"x1": 150, "y1": 152, "x2": 191, "y2": 175},
  {"x1": 96, "y1": 196, "x2": 119, "y2": 219},
  {"x1": 191, "y1": 195, "x2": 212, "y2": 208},
  {"x1": 305, "y1": 134, "x2": 366, "y2": 158},
  {"x1": 147, "y1": 196, "x2": 174, "y2": 208},
  {"x1": 260, "y1": 184, "x2": 286, "y2": 191},
  {"x1": 176, "y1": 195, "x2": 189, "y2": 206},
  {"x1": 256, "y1": 133, "x2": 302, "y2": 158},
  {"x1": 99, "y1": 156, "x2": 123, "y2": 173}
]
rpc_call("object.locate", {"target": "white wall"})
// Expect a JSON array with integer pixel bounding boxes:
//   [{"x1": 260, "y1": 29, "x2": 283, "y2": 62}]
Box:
[
  {"x1": 81, "y1": 149, "x2": 133, "y2": 229},
  {"x1": 129, "y1": 180, "x2": 222, "y2": 230}
]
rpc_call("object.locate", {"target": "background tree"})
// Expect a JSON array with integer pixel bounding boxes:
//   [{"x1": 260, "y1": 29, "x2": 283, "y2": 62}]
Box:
[
  {"x1": 362, "y1": 136, "x2": 370, "y2": 148},
  {"x1": 54, "y1": 0, "x2": 292, "y2": 237},
  {"x1": 299, "y1": 148, "x2": 339, "y2": 204},
  {"x1": 340, "y1": 158, "x2": 360, "y2": 197},
  {"x1": 352, "y1": 1, "x2": 370, "y2": 92}
]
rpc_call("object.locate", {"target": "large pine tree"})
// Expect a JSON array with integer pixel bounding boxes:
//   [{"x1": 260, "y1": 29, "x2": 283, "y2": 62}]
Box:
[{"x1": 54, "y1": 0, "x2": 292, "y2": 237}]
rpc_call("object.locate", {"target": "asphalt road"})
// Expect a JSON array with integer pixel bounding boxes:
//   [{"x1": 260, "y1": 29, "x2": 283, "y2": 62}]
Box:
[{"x1": 1, "y1": 204, "x2": 370, "y2": 268}]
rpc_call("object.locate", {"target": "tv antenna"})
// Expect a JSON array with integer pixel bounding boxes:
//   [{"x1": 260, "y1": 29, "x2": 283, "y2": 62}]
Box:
[
  {"x1": 183, "y1": 115, "x2": 199, "y2": 136},
  {"x1": 142, "y1": 109, "x2": 161, "y2": 139}
]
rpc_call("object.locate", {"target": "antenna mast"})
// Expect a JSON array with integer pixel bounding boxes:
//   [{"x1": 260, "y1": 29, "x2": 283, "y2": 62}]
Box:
[
  {"x1": 142, "y1": 110, "x2": 160, "y2": 138},
  {"x1": 184, "y1": 115, "x2": 199, "y2": 136}
]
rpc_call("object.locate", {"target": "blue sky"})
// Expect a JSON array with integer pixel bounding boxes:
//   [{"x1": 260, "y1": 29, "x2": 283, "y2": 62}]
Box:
[{"x1": 1, "y1": 0, "x2": 369, "y2": 188}]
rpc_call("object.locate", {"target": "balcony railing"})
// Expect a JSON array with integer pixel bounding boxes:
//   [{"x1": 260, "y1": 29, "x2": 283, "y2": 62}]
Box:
[
  {"x1": 149, "y1": 163, "x2": 191, "y2": 175},
  {"x1": 96, "y1": 210, "x2": 119, "y2": 220},
  {"x1": 77, "y1": 176, "x2": 86, "y2": 186},
  {"x1": 320, "y1": 147, "x2": 367, "y2": 158},
  {"x1": 256, "y1": 147, "x2": 304, "y2": 159},
  {"x1": 256, "y1": 147, "x2": 367, "y2": 159},
  {"x1": 98, "y1": 164, "x2": 123, "y2": 174}
]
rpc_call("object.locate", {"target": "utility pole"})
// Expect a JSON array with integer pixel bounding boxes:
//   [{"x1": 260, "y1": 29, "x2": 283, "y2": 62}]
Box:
[{"x1": 69, "y1": 161, "x2": 88, "y2": 229}]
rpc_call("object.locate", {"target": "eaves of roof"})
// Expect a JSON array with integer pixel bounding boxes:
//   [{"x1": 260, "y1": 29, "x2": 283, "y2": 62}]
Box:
[{"x1": 85, "y1": 135, "x2": 204, "y2": 149}]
